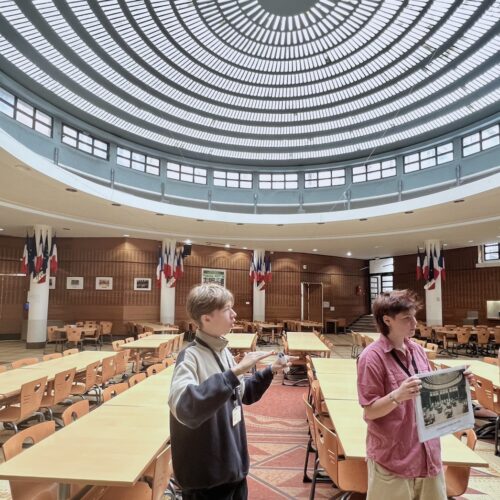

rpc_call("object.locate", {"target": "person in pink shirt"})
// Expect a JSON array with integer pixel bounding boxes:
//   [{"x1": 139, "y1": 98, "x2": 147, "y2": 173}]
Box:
[{"x1": 357, "y1": 290, "x2": 473, "y2": 500}]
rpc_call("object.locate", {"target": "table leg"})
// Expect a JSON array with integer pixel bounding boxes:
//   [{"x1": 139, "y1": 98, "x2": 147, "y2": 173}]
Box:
[
  {"x1": 58, "y1": 483, "x2": 70, "y2": 500},
  {"x1": 334, "y1": 322, "x2": 337, "y2": 334}
]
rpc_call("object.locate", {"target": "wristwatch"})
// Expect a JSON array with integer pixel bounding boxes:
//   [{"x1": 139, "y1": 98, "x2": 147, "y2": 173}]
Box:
[{"x1": 389, "y1": 391, "x2": 402, "y2": 406}]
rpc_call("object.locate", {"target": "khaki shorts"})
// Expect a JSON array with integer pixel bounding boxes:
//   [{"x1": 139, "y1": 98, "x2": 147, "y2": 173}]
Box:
[{"x1": 367, "y1": 459, "x2": 446, "y2": 500}]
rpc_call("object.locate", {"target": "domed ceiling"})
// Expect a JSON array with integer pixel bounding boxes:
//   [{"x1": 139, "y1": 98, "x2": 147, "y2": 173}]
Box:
[{"x1": 0, "y1": 0, "x2": 499, "y2": 165}]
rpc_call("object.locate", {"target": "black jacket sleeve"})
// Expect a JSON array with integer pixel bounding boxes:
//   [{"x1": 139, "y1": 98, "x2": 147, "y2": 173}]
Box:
[{"x1": 242, "y1": 365, "x2": 274, "y2": 405}]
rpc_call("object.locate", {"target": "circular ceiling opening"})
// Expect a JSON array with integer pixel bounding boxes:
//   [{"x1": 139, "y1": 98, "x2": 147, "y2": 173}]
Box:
[{"x1": 258, "y1": 0, "x2": 320, "y2": 16}]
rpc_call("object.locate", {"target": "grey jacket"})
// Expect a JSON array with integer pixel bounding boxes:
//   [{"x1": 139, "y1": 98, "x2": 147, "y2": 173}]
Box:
[{"x1": 168, "y1": 330, "x2": 273, "y2": 490}]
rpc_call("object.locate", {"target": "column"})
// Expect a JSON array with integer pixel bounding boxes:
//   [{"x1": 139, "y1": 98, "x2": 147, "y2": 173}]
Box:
[
  {"x1": 252, "y1": 248, "x2": 265, "y2": 322},
  {"x1": 424, "y1": 239, "x2": 443, "y2": 326},
  {"x1": 160, "y1": 238, "x2": 177, "y2": 324},
  {"x1": 26, "y1": 225, "x2": 51, "y2": 348}
]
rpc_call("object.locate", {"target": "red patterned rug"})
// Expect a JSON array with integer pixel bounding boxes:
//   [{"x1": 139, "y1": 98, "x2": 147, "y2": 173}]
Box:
[{"x1": 244, "y1": 383, "x2": 337, "y2": 499}]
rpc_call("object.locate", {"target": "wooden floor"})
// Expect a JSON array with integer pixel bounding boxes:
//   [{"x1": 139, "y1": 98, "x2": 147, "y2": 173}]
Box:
[{"x1": 1, "y1": 334, "x2": 499, "y2": 499}]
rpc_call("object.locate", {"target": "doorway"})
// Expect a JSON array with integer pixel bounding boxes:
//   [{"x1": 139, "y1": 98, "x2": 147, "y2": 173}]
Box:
[{"x1": 301, "y1": 282, "x2": 323, "y2": 323}]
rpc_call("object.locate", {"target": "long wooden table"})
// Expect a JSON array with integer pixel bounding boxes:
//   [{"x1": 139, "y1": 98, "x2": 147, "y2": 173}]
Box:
[
  {"x1": 437, "y1": 359, "x2": 499, "y2": 385},
  {"x1": 225, "y1": 333, "x2": 257, "y2": 351},
  {"x1": 286, "y1": 332, "x2": 331, "y2": 354},
  {"x1": 0, "y1": 351, "x2": 116, "y2": 399},
  {"x1": 121, "y1": 334, "x2": 179, "y2": 350},
  {"x1": 311, "y1": 358, "x2": 357, "y2": 374},
  {"x1": 324, "y1": 399, "x2": 488, "y2": 468},
  {"x1": 315, "y1": 371, "x2": 358, "y2": 400},
  {"x1": 139, "y1": 323, "x2": 179, "y2": 334}
]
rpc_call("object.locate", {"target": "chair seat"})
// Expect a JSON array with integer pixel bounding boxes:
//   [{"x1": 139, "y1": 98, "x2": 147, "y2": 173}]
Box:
[{"x1": 40, "y1": 395, "x2": 56, "y2": 407}]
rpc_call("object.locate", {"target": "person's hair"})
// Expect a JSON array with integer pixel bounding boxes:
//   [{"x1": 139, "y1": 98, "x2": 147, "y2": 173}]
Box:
[
  {"x1": 186, "y1": 284, "x2": 234, "y2": 327},
  {"x1": 372, "y1": 289, "x2": 422, "y2": 336}
]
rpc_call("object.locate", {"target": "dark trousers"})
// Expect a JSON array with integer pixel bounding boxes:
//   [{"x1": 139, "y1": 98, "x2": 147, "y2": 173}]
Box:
[{"x1": 182, "y1": 478, "x2": 248, "y2": 500}]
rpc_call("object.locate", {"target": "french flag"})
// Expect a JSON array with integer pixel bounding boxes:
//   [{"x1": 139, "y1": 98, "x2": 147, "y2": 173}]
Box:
[
  {"x1": 21, "y1": 234, "x2": 29, "y2": 275},
  {"x1": 50, "y1": 236, "x2": 58, "y2": 274},
  {"x1": 156, "y1": 247, "x2": 163, "y2": 287}
]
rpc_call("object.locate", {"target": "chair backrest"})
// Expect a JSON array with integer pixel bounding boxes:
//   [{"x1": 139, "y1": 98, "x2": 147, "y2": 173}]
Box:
[
  {"x1": 156, "y1": 342, "x2": 170, "y2": 359},
  {"x1": 47, "y1": 325, "x2": 59, "y2": 342},
  {"x1": 162, "y1": 357, "x2": 175, "y2": 368},
  {"x1": 42, "y1": 353, "x2": 62, "y2": 361},
  {"x1": 414, "y1": 339, "x2": 427, "y2": 347},
  {"x1": 445, "y1": 429, "x2": 477, "y2": 497},
  {"x1": 101, "y1": 382, "x2": 129, "y2": 402},
  {"x1": 114, "y1": 350, "x2": 129, "y2": 376},
  {"x1": 11, "y1": 357, "x2": 39, "y2": 369},
  {"x1": 303, "y1": 394, "x2": 317, "y2": 448},
  {"x1": 146, "y1": 363, "x2": 165, "y2": 377},
  {"x1": 419, "y1": 326, "x2": 432, "y2": 339},
  {"x1": 125, "y1": 337, "x2": 135, "y2": 343},
  {"x1": 2, "y1": 421, "x2": 55, "y2": 460},
  {"x1": 455, "y1": 330, "x2": 471, "y2": 343},
  {"x1": 426, "y1": 343, "x2": 439, "y2": 352},
  {"x1": 312, "y1": 414, "x2": 339, "y2": 485},
  {"x1": 474, "y1": 375, "x2": 496, "y2": 412},
  {"x1": 63, "y1": 348, "x2": 79, "y2": 356},
  {"x1": 137, "y1": 333, "x2": 147, "y2": 339},
  {"x1": 476, "y1": 330, "x2": 490, "y2": 343},
  {"x1": 152, "y1": 445, "x2": 173, "y2": 500},
  {"x1": 19, "y1": 376, "x2": 48, "y2": 421},
  {"x1": 51, "y1": 368, "x2": 76, "y2": 404},
  {"x1": 100, "y1": 355, "x2": 117, "y2": 385},
  {"x1": 100, "y1": 322, "x2": 113, "y2": 335},
  {"x1": 128, "y1": 373, "x2": 146, "y2": 387},
  {"x1": 66, "y1": 327, "x2": 83, "y2": 342},
  {"x1": 61, "y1": 399, "x2": 90, "y2": 426},
  {"x1": 310, "y1": 380, "x2": 323, "y2": 414},
  {"x1": 0, "y1": 364, "x2": 6, "y2": 373},
  {"x1": 483, "y1": 357, "x2": 498, "y2": 365},
  {"x1": 112, "y1": 339, "x2": 125, "y2": 352},
  {"x1": 77, "y1": 360, "x2": 100, "y2": 391}
]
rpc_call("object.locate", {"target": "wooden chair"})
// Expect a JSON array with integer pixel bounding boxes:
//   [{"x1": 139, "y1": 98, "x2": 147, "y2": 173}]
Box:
[
  {"x1": 81, "y1": 445, "x2": 172, "y2": 500},
  {"x1": 112, "y1": 339, "x2": 125, "y2": 352},
  {"x1": 483, "y1": 356, "x2": 498, "y2": 365},
  {"x1": 474, "y1": 375, "x2": 500, "y2": 455},
  {"x1": 161, "y1": 357, "x2": 175, "y2": 368},
  {"x1": 0, "y1": 376, "x2": 48, "y2": 433},
  {"x1": 71, "y1": 360, "x2": 100, "y2": 402},
  {"x1": 44, "y1": 325, "x2": 64, "y2": 353},
  {"x1": 310, "y1": 414, "x2": 367, "y2": 499},
  {"x1": 445, "y1": 429, "x2": 477, "y2": 497},
  {"x1": 0, "y1": 364, "x2": 7, "y2": 373},
  {"x1": 42, "y1": 353, "x2": 62, "y2": 361},
  {"x1": 125, "y1": 336, "x2": 135, "y2": 343},
  {"x1": 2, "y1": 421, "x2": 58, "y2": 500},
  {"x1": 142, "y1": 341, "x2": 171, "y2": 369},
  {"x1": 146, "y1": 363, "x2": 165, "y2": 377},
  {"x1": 99, "y1": 321, "x2": 114, "y2": 344},
  {"x1": 96, "y1": 355, "x2": 117, "y2": 398},
  {"x1": 448, "y1": 329, "x2": 471, "y2": 356},
  {"x1": 64, "y1": 327, "x2": 84, "y2": 351},
  {"x1": 128, "y1": 373, "x2": 146, "y2": 387},
  {"x1": 62, "y1": 348, "x2": 79, "y2": 356},
  {"x1": 137, "y1": 333, "x2": 148, "y2": 339},
  {"x1": 101, "y1": 382, "x2": 129, "y2": 403},
  {"x1": 113, "y1": 349, "x2": 131, "y2": 381},
  {"x1": 61, "y1": 399, "x2": 89, "y2": 426},
  {"x1": 40, "y1": 368, "x2": 76, "y2": 420},
  {"x1": 11, "y1": 357, "x2": 39, "y2": 369},
  {"x1": 471, "y1": 330, "x2": 492, "y2": 357},
  {"x1": 82, "y1": 327, "x2": 101, "y2": 350}
]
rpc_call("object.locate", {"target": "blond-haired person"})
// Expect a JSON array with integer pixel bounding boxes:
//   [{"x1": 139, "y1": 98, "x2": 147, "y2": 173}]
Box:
[{"x1": 169, "y1": 284, "x2": 290, "y2": 500}]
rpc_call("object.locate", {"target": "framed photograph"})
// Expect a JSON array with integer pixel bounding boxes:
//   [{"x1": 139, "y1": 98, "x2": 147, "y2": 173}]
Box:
[
  {"x1": 66, "y1": 277, "x2": 84, "y2": 290},
  {"x1": 96, "y1": 277, "x2": 113, "y2": 290},
  {"x1": 201, "y1": 268, "x2": 226, "y2": 287},
  {"x1": 415, "y1": 365, "x2": 474, "y2": 442},
  {"x1": 134, "y1": 277, "x2": 152, "y2": 291},
  {"x1": 49, "y1": 276, "x2": 56, "y2": 289}
]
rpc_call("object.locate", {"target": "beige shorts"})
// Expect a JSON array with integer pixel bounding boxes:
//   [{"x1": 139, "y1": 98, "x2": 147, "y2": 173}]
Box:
[{"x1": 367, "y1": 459, "x2": 446, "y2": 500}]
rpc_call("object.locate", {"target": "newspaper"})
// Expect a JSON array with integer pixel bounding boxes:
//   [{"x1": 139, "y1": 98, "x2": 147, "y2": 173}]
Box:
[{"x1": 414, "y1": 365, "x2": 474, "y2": 443}]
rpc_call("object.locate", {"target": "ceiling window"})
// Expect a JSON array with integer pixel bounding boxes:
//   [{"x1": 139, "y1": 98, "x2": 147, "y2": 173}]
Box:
[
  {"x1": 259, "y1": 173, "x2": 298, "y2": 190},
  {"x1": 484, "y1": 243, "x2": 500, "y2": 262},
  {"x1": 463, "y1": 124, "x2": 499, "y2": 157},
  {"x1": 353, "y1": 159, "x2": 396, "y2": 183},
  {"x1": 404, "y1": 143, "x2": 453, "y2": 173},
  {"x1": 0, "y1": 86, "x2": 52, "y2": 137},
  {"x1": 117, "y1": 147, "x2": 160, "y2": 175},
  {"x1": 305, "y1": 169, "x2": 345, "y2": 188},
  {"x1": 62, "y1": 124, "x2": 109, "y2": 159},
  {"x1": 213, "y1": 170, "x2": 252, "y2": 189},
  {"x1": 167, "y1": 162, "x2": 207, "y2": 184}
]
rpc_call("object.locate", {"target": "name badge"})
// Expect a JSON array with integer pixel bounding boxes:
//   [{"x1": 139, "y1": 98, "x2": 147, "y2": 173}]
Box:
[{"x1": 232, "y1": 405, "x2": 242, "y2": 426}]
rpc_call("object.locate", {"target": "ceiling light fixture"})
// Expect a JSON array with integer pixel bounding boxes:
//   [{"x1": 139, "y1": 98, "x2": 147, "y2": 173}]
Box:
[
  {"x1": 288, "y1": 248, "x2": 293, "y2": 252},
  {"x1": 313, "y1": 248, "x2": 318, "y2": 252},
  {"x1": 66, "y1": 188, "x2": 78, "y2": 192},
  {"x1": 454, "y1": 199, "x2": 465, "y2": 203},
  {"x1": 123, "y1": 234, "x2": 130, "y2": 237},
  {"x1": 346, "y1": 251, "x2": 352, "y2": 256},
  {"x1": 404, "y1": 211, "x2": 414, "y2": 214},
  {"x1": 111, "y1": 203, "x2": 121, "y2": 207},
  {"x1": 185, "y1": 239, "x2": 192, "y2": 244},
  {"x1": 225, "y1": 244, "x2": 230, "y2": 248},
  {"x1": 359, "y1": 218, "x2": 367, "y2": 221}
]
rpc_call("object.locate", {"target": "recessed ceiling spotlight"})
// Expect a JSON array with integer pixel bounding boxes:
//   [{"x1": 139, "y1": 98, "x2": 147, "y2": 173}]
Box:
[
  {"x1": 123, "y1": 234, "x2": 130, "y2": 237},
  {"x1": 454, "y1": 199, "x2": 465, "y2": 203},
  {"x1": 0, "y1": 228, "x2": 4, "y2": 231},
  {"x1": 243, "y1": 246, "x2": 248, "y2": 250},
  {"x1": 185, "y1": 239, "x2": 192, "y2": 244},
  {"x1": 65, "y1": 188, "x2": 77, "y2": 193},
  {"x1": 288, "y1": 248, "x2": 293, "y2": 252},
  {"x1": 374, "y1": 245, "x2": 380, "y2": 249},
  {"x1": 346, "y1": 251, "x2": 352, "y2": 256},
  {"x1": 313, "y1": 248, "x2": 318, "y2": 252},
  {"x1": 111, "y1": 203, "x2": 121, "y2": 207},
  {"x1": 443, "y1": 243, "x2": 448, "y2": 246},
  {"x1": 468, "y1": 240, "x2": 474, "y2": 243},
  {"x1": 497, "y1": 235, "x2": 500, "y2": 238},
  {"x1": 224, "y1": 244, "x2": 230, "y2": 248}
]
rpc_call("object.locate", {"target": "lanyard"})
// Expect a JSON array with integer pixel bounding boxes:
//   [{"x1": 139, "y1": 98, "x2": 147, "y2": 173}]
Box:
[
  {"x1": 390, "y1": 349, "x2": 418, "y2": 378},
  {"x1": 195, "y1": 336, "x2": 240, "y2": 404}
]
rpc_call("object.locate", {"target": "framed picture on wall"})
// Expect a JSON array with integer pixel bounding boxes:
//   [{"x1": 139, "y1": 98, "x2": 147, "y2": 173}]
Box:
[
  {"x1": 134, "y1": 278, "x2": 152, "y2": 291},
  {"x1": 201, "y1": 268, "x2": 226, "y2": 288},
  {"x1": 49, "y1": 276, "x2": 56, "y2": 289},
  {"x1": 66, "y1": 277, "x2": 84, "y2": 290},
  {"x1": 96, "y1": 277, "x2": 113, "y2": 290}
]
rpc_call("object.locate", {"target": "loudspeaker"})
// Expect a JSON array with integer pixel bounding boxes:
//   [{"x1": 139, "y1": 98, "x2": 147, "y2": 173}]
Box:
[{"x1": 182, "y1": 244, "x2": 192, "y2": 257}]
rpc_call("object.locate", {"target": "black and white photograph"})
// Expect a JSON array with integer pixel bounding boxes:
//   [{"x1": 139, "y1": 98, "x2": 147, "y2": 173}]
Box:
[
  {"x1": 415, "y1": 365, "x2": 474, "y2": 442},
  {"x1": 66, "y1": 276, "x2": 84, "y2": 290},
  {"x1": 134, "y1": 277, "x2": 152, "y2": 291}
]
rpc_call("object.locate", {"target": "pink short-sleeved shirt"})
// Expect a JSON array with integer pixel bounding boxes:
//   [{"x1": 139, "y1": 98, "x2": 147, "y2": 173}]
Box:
[{"x1": 357, "y1": 334, "x2": 442, "y2": 478}]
